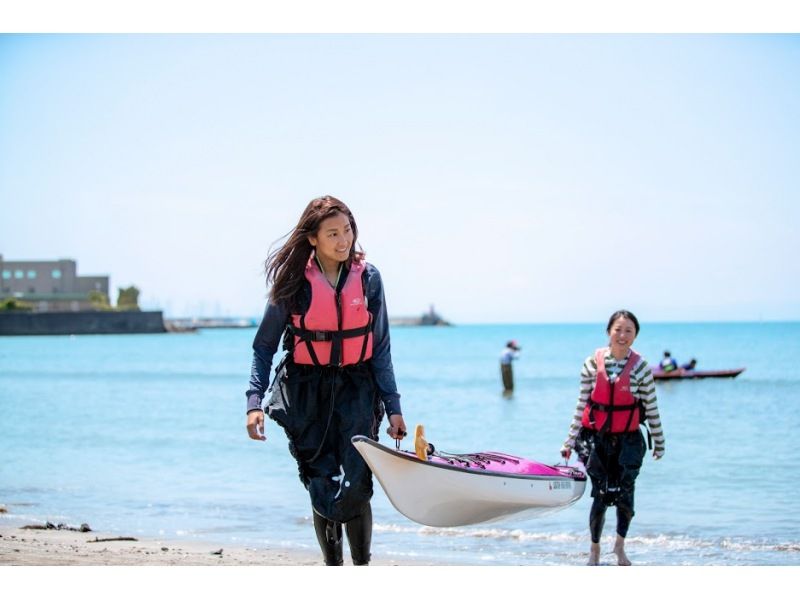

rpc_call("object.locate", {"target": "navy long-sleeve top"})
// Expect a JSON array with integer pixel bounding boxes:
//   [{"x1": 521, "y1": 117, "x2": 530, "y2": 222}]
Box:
[{"x1": 246, "y1": 261, "x2": 402, "y2": 417}]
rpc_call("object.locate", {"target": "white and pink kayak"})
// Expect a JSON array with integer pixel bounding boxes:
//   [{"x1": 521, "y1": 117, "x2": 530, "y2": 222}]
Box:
[{"x1": 351, "y1": 434, "x2": 586, "y2": 527}]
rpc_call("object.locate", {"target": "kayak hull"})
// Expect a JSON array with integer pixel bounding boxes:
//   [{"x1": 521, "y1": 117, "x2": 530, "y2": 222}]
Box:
[
  {"x1": 652, "y1": 367, "x2": 745, "y2": 380},
  {"x1": 351, "y1": 435, "x2": 586, "y2": 527}
]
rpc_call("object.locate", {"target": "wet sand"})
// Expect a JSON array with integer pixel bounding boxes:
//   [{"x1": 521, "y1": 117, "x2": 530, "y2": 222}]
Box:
[{"x1": 0, "y1": 523, "x2": 423, "y2": 566}]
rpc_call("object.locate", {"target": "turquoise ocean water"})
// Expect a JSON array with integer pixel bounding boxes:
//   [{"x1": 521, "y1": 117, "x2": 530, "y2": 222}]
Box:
[{"x1": 2, "y1": 322, "x2": 799, "y2": 565}]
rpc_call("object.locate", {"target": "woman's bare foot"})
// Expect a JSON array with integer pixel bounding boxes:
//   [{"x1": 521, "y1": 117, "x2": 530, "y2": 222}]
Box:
[
  {"x1": 613, "y1": 535, "x2": 631, "y2": 566},
  {"x1": 587, "y1": 542, "x2": 600, "y2": 565}
]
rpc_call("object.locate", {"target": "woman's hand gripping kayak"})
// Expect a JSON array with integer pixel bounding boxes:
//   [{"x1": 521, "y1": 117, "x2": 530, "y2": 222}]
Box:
[{"x1": 386, "y1": 414, "x2": 407, "y2": 440}]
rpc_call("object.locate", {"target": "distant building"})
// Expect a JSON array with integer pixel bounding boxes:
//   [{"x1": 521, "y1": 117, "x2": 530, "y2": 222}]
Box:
[{"x1": 0, "y1": 255, "x2": 109, "y2": 312}]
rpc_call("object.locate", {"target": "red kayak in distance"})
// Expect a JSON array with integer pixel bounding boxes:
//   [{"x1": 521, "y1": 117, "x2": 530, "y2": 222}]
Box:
[{"x1": 652, "y1": 367, "x2": 745, "y2": 380}]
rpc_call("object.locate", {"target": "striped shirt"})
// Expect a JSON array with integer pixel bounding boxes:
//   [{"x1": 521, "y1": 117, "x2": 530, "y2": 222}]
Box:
[{"x1": 562, "y1": 348, "x2": 665, "y2": 456}]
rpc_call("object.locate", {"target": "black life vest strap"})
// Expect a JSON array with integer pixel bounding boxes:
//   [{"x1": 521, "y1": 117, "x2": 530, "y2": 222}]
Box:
[
  {"x1": 288, "y1": 320, "x2": 372, "y2": 367},
  {"x1": 587, "y1": 398, "x2": 649, "y2": 440},
  {"x1": 587, "y1": 400, "x2": 639, "y2": 414},
  {"x1": 601, "y1": 379, "x2": 616, "y2": 434},
  {"x1": 588, "y1": 386, "x2": 637, "y2": 434},
  {"x1": 288, "y1": 322, "x2": 372, "y2": 342},
  {"x1": 356, "y1": 312, "x2": 373, "y2": 364},
  {"x1": 297, "y1": 313, "x2": 322, "y2": 367},
  {"x1": 622, "y1": 394, "x2": 638, "y2": 433}
]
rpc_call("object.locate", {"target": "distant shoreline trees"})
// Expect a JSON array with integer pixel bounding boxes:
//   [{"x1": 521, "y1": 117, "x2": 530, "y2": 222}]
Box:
[
  {"x1": 116, "y1": 286, "x2": 140, "y2": 311},
  {"x1": 0, "y1": 298, "x2": 33, "y2": 311},
  {"x1": 0, "y1": 286, "x2": 142, "y2": 312},
  {"x1": 89, "y1": 290, "x2": 112, "y2": 311}
]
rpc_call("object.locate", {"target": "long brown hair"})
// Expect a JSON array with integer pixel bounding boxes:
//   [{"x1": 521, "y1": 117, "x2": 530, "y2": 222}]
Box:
[{"x1": 265, "y1": 196, "x2": 363, "y2": 308}]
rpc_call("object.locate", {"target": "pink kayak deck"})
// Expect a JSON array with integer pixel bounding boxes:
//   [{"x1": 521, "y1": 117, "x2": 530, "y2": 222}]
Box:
[{"x1": 407, "y1": 450, "x2": 580, "y2": 478}]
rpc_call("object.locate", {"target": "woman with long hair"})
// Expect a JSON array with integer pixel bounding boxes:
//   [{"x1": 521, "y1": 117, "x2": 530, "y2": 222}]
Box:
[
  {"x1": 245, "y1": 196, "x2": 406, "y2": 566},
  {"x1": 560, "y1": 310, "x2": 665, "y2": 565}
]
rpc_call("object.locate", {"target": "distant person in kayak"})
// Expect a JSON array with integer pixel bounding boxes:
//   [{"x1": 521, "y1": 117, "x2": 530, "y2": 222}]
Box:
[
  {"x1": 245, "y1": 196, "x2": 407, "y2": 566},
  {"x1": 560, "y1": 310, "x2": 665, "y2": 565},
  {"x1": 681, "y1": 358, "x2": 697, "y2": 371},
  {"x1": 659, "y1": 350, "x2": 678, "y2": 372},
  {"x1": 500, "y1": 340, "x2": 521, "y2": 394}
]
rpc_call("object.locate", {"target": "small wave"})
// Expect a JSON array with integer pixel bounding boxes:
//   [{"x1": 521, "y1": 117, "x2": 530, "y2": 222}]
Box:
[
  {"x1": 0, "y1": 513, "x2": 40, "y2": 524},
  {"x1": 373, "y1": 524, "x2": 800, "y2": 554},
  {"x1": 374, "y1": 523, "x2": 584, "y2": 543},
  {"x1": 632, "y1": 533, "x2": 800, "y2": 553}
]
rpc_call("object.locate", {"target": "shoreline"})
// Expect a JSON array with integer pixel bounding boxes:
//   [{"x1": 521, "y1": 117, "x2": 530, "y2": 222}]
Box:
[{"x1": 0, "y1": 523, "x2": 429, "y2": 566}]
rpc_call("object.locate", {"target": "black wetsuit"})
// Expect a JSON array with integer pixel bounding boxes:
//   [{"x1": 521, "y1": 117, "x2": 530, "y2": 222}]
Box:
[
  {"x1": 576, "y1": 427, "x2": 646, "y2": 543},
  {"x1": 267, "y1": 362, "x2": 384, "y2": 522}
]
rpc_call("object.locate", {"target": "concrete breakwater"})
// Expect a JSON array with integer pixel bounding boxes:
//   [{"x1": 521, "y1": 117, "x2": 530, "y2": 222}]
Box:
[
  {"x1": 0, "y1": 311, "x2": 166, "y2": 335},
  {"x1": 164, "y1": 317, "x2": 257, "y2": 332}
]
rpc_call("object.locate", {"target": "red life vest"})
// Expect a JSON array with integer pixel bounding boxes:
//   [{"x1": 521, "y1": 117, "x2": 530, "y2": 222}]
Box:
[
  {"x1": 581, "y1": 348, "x2": 642, "y2": 434},
  {"x1": 289, "y1": 256, "x2": 373, "y2": 367}
]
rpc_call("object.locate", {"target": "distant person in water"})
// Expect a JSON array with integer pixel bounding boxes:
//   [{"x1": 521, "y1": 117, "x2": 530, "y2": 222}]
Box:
[
  {"x1": 500, "y1": 340, "x2": 521, "y2": 394},
  {"x1": 681, "y1": 358, "x2": 697, "y2": 371},
  {"x1": 659, "y1": 351, "x2": 678, "y2": 372},
  {"x1": 560, "y1": 310, "x2": 665, "y2": 566}
]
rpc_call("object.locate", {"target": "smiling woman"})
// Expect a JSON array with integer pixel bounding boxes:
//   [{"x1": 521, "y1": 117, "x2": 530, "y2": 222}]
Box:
[
  {"x1": 560, "y1": 309, "x2": 665, "y2": 566},
  {"x1": 244, "y1": 195, "x2": 407, "y2": 566}
]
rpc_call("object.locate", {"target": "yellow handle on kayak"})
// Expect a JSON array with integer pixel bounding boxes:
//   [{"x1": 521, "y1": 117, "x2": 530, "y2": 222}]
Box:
[{"x1": 414, "y1": 424, "x2": 429, "y2": 461}]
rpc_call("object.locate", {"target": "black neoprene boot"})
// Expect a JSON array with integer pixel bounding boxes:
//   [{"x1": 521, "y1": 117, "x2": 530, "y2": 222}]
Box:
[
  {"x1": 344, "y1": 503, "x2": 372, "y2": 565},
  {"x1": 313, "y1": 510, "x2": 343, "y2": 566}
]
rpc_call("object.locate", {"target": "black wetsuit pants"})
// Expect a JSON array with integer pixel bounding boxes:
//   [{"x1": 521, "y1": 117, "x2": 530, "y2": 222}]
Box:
[
  {"x1": 577, "y1": 428, "x2": 646, "y2": 543},
  {"x1": 267, "y1": 361, "x2": 383, "y2": 563}
]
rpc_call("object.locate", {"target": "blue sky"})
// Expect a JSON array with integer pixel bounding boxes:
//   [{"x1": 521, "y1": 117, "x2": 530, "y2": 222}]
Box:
[{"x1": 1, "y1": 34, "x2": 798, "y2": 322}]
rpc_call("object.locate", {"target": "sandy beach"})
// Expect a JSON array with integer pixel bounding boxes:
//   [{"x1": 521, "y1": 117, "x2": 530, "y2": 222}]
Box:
[{"x1": 0, "y1": 522, "x2": 424, "y2": 566}]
